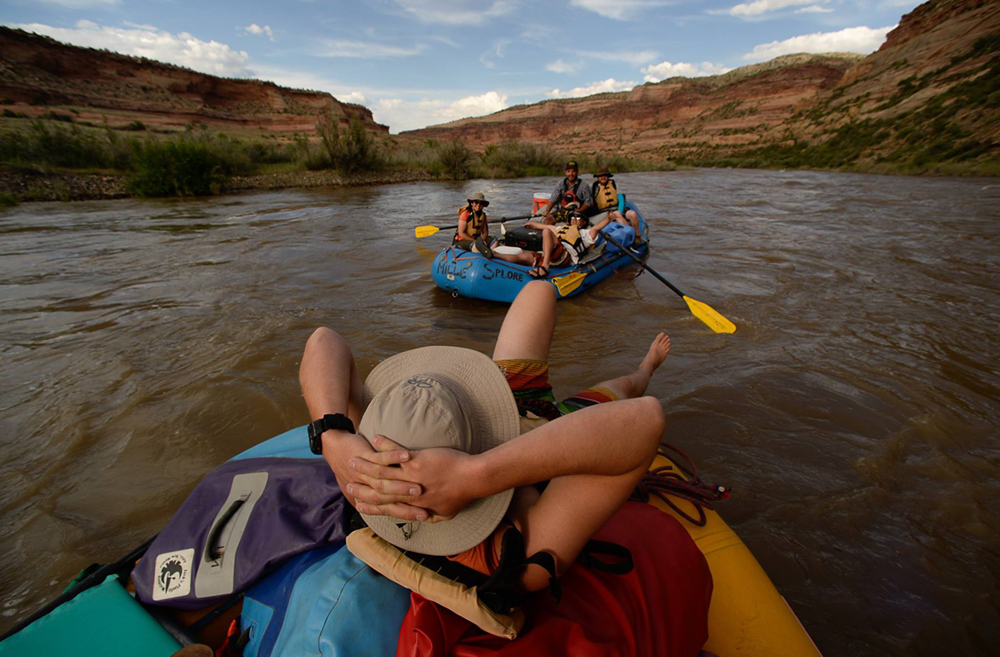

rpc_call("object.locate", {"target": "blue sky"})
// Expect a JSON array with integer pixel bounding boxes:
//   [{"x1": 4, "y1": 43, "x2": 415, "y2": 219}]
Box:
[{"x1": 2, "y1": 0, "x2": 924, "y2": 133}]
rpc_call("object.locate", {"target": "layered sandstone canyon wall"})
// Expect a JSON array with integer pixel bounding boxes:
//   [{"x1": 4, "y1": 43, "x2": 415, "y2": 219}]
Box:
[
  {"x1": 0, "y1": 26, "x2": 385, "y2": 136},
  {"x1": 403, "y1": 0, "x2": 998, "y2": 165}
]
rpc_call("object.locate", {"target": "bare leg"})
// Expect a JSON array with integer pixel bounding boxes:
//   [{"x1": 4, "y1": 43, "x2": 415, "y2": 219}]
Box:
[
  {"x1": 625, "y1": 209, "x2": 640, "y2": 237},
  {"x1": 300, "y1": 327, "x2": 364, "y2": 427},
  {"x1": 493, "y1": 250, "x2": 536, "y2": 266},
  {"x1": 492, "y1": 280, "x2": 557, "y2": 362},
  {"x1": 301, "y1": 328, "x2": 413, "y2": 505},
  {"x1": 592, "y1": 332, "x2": 671, "y2": 400},
  {"x1": 529, "y1": 230, "x2": 557, "y2": 277}
]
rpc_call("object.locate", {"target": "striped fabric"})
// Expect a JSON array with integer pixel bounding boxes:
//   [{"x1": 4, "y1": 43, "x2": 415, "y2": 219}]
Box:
[{"x1": 495, "y1": 359, "x2": 617, "y2": 421}]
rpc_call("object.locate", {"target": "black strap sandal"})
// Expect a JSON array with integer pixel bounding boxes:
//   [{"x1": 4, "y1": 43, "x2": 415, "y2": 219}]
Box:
[
  {"x1": 528, "y1": 265, "x2": 549, "y2": 279},
  {"x1": 475, "y1": 235, "x2": 494, "y2": 259}
]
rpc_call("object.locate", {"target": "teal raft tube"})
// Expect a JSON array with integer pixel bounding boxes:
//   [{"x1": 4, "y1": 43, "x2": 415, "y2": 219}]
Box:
[{"x1": 431, "y1": 201, "x2": 650, "y2": 302}]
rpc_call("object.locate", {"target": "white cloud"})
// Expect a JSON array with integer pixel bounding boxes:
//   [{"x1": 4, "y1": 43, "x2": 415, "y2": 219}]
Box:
[
  {"x1": 743, "y1": 24, "x2": 896, "y2": 61},
  {"x1": 520, "y1": 22, "x2": 556, "y2": 41},
  {"x1": 373, "y1": 91, "x2": 509, "y2": 132},
  {"x1": 642, "y1": 61, "x2": 731, "y2": 82},
  {"x1": 546, "y1": 59, "x2": 580, "y2": 74},
  {"x1": 393, "y1": 0, "x2": 517, "y2": 26},
  {"x1": 571, "y1": 48, "x2": 659, "y2": 65},
  {"x1": 480, "y1": 38, "x2": 511, "y2": 68},
  {"x1": 729, "y1": 0, "x2": 823, "y2": 17},
  {"x1": 317, "y1": 39, "x2": 425, "y2": 58},
  {"x1": 795, "y1": 5, "x2": 833, "y2": 13},
  {"x1": 249, "y1": 63, "x2": 369, "y2": 103},
  {"x1": 570, "y1": 0, "x2": 677, "y2": 21},
  {"x1": 241, "y1": 24, "x2": 275, "y2": 42},
  {"x1": 33, "y1": 0, "x2": 120, "y2": 7},
  {"x1": 338, "y1": 91, "x2": 368, "y2": 105},
  {"x1": 547, "y1": 78, "x2": 636, "y2": 99},
  {"x1": 10, "y1": 20, "x2": 252, "y2": 77}
]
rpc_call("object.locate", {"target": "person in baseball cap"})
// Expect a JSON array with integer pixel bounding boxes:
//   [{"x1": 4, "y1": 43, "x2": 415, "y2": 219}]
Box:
[{"x1": 537, "y1": 159, "x2": 593, "y2": 224}]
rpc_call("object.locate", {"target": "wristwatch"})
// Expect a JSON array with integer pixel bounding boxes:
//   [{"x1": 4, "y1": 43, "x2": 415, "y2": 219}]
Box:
[{"x1": 307, "y1": 413, "x2": 356, "y2": 455}]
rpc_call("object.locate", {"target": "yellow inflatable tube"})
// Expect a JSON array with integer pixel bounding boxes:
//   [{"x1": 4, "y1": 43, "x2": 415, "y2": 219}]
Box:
[{"x1": 647, "y1": 454, "x2": 822, "y2": 657}]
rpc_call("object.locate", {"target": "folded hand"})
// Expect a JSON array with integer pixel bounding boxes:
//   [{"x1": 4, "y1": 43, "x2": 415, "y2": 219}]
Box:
[{"x1": 347, "y1": 434, "x2": 479, "y2": 522}]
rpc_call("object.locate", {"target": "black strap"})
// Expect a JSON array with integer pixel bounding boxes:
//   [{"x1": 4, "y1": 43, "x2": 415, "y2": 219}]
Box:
[
  {"x1": 522, "y1": 550, "x2": 562, "y2": 604},
  {"x1": 384, "y1": 525, "x2": 633, "y2": 618},
  {"x1": 578, "y1": 539, "x2": 633, "y2": 575}
]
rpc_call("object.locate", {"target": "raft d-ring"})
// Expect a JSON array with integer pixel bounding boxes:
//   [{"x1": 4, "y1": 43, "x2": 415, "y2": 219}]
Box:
[{"x1": 452, "y1": 291, "x2": 459, "y2": 298}]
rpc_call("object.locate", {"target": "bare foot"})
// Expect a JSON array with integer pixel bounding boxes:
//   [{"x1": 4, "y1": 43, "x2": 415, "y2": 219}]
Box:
[{"x1": 639, "y1": 332, "x2": 671, "y2": 376}]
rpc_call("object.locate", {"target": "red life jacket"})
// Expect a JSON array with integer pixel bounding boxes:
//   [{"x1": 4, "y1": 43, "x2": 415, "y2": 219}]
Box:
[{"x1": 559, "y1": 178, "x2": 583, "y2": 208}]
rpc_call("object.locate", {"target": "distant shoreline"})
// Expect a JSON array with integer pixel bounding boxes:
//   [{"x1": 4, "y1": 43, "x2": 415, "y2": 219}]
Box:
[
  {"x1": 5, "y1": 161, "x2": 997, "y2": 205},
  {"x1": 0, "y1": 168, "x2": 437, "y2": 204}
]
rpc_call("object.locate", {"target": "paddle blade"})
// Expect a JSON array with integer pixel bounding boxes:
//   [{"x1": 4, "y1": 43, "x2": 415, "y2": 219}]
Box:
[
  {"x1": 552, "y1": 271, "x2": 587, "y2": 297},
  {"x1": 415, "y1": 225, "x2": 441, "y2": 238},
  {"x1": 683, "y1": 296, "x2": 737, "y2": 334}
]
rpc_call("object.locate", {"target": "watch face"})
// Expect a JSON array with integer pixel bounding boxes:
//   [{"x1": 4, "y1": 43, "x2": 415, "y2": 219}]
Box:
[{"x1": 308, "y1": 421, "x2": 323, "y2": 454}]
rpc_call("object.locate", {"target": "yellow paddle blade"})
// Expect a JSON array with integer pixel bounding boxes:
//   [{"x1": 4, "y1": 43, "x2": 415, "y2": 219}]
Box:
[
  {"x1": 683, "y1": 296, "x2": 737, "y2": 334},
  {"x1": 414, "y1": 225, "x2": 442, "y2": 238},
  {"x1": 552, "y1": 271, "x2": 587, "y2": 297}
]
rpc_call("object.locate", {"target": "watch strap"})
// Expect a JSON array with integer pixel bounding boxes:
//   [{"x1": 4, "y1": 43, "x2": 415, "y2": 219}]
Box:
[{"x1": 308, "y1": 413, "x2": 356, "y2": 455}]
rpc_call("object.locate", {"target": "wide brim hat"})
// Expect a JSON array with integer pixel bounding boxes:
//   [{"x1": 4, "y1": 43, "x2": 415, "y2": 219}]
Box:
[
  {"x1": 467, "y1": 192, "x2": 490, "y2": 207},
  {"x1": 359, "y1": 346, "x2": 519, "y2": 556},
  {"x1": 593, "y1": 169, "x2": 613, "y2": 178}
]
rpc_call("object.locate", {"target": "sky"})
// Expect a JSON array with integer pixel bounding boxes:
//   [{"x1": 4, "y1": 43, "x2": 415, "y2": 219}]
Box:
[{"x1": 1, "y1": 0, "x2": 925, "y2": 133}]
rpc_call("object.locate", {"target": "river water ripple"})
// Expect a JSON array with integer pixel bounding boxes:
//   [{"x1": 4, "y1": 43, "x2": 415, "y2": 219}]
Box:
[{"x1": 1, "y1": 170, "x2": 998, "y2": 655}]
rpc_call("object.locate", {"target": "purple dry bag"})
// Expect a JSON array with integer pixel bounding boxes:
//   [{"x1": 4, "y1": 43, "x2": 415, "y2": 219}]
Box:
[{"x1": 132, "y1": 457, "x2": 349, "y2": 609}]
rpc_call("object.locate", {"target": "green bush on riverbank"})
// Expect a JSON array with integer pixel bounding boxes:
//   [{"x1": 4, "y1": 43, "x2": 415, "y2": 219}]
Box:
[
  {"x1": 0, "y1": 119, "x2": 112, "y2": 169},
  {"x1": 126, "y1": 140, "x2": 224, "y2": 196},
  {"x1": 392, "y1": 138, "x2": 670, "y2": 180},
  {"x1": 0, "y1": 112, "x2": 672, "y2": 199},
  {"x1": 0, "y1": 118, "x2": 301, "y2": 196}
]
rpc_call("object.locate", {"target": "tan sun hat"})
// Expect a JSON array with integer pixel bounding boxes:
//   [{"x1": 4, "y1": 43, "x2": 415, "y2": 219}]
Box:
[
  {"x1": 358, "y1": 346, "x2": 519, "y2": 556},
  {"x1": 467, "y1": 192, "x2": 490, "y2": 207},
  {"x1": 593, "y1": 169, "x2": 613, "y2": 178}
]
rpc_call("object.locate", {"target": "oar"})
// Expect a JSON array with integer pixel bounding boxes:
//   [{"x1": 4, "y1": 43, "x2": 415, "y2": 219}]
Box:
[
  {"x1": 551, "y1": 271, "x2": 587, "y2": 297},
  {"x1": 603, "y1": 233, "x2": 737, "y2": 334},
  {"x1": 414, "y1": 213, "x2": 539, "y2": 238}
]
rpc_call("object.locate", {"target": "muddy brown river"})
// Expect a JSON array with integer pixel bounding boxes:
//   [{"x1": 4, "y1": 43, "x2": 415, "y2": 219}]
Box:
[{"x1": 1, "y1": 170, "x2": 998, "y2": 655}]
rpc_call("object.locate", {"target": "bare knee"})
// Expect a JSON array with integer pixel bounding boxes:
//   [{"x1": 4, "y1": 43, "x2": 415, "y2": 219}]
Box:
[
  {"x1": 511, "y1": 279, "x2": 557, "y2": 309},
  {"x1": 524, "y1": 279, "x2": 556, "y2": 299},
  {"x1": 519, "y1": 563, "x2": 557, "y2": 594},
  {"x1": 304, "y1": 326, "x2": 337, "y2": 352},
  {"x1": 639, "y1": 396, "x2": 665, "y2": 452},
  {"x1": 302, "y1": 327, "x2": 353, "y2": 366}
]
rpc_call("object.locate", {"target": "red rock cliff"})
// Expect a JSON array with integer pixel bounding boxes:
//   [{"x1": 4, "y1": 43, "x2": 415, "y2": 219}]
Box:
[
  {"x1": 402, "y1": 0, "x2": 999, "y2": 164},
  {"x1": 0, "y1": 26, "x2": 386, "y2": 136}
]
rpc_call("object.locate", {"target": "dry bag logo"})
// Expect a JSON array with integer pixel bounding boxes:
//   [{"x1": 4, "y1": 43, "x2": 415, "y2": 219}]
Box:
[{"x1": 152, "y1": 548, "x2": 194, "y2": 601}]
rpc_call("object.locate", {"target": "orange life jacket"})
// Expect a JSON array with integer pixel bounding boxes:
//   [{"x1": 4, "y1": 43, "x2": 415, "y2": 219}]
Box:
[{"x1": 455, "y1": 205, "x2": 488, "y2": 240}]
